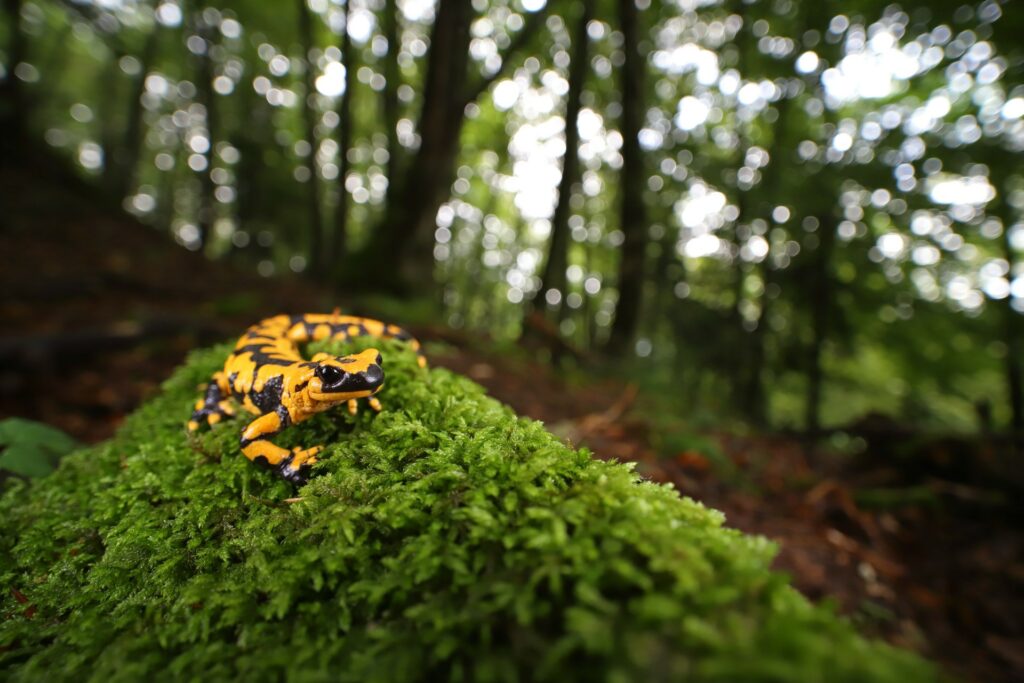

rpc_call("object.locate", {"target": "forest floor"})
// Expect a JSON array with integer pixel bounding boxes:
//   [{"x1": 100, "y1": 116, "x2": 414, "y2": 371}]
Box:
[{"x1": 2, "y1": 154, "x2": 1022, "y2": 683}]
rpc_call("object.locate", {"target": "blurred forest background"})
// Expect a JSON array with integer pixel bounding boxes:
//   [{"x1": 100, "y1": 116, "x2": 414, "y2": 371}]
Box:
[
  {"x1": 2, "y1": 0, "x2": 1022, "y2": 435},
  {"x1": 2, "y1": 0, "x2": 1024, "y2": 680}
]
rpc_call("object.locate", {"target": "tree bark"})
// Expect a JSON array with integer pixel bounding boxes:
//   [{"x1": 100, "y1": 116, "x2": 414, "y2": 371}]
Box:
[
  {"x1": 605, "y1": 0, "x2": 647, "y2": 355},
  {"x1": 740, "y1": 84, "x2": 794, "y2": 426},
  {"x1": 100, "y1": 47, "x2": 126, "y2": 195},
  {"x1": 117, "y1": 28, "x2": 161, "y2": 198},
  {"x1": 996, "y1": 189, "x2": 1024, "y2": 443},
  {"x1": 741, "y1": 259, "x2": 770, "y2": 425},
  {"x1": 528, "y1": 0, "x2": 591, "y2": 319},
  {"x1": 192, "y1": 15, "x2": 218, "y2": 250},
  {"x1": 357, "y1": 1, "x2": 549, "y2": 292},
  {"x1": 1, "y1": 0, "x2": 26, "y2": 162},
  {"x1": 333, "y1": 0, "x2": 356, "y2": 265},
  {"x1": 1002, "y1": 232, "x2": 1023, "y2": 440},
  {"x1": 381, "y1": 0, "x2": 400, "y2": 198},
  {"x1": 805, "y1": 213, "x2": 835, "y2": 434},
  {"x1": 360, "y1": 0, "x2": 472, "y2": 289},
  {"x1": 298, "y1": 0, "x2": 325, "y2": 273}
]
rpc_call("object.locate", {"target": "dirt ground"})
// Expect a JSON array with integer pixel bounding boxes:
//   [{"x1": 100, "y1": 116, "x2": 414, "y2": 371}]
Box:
[{"x1": 2, "y1": 157, "x2": 1022, "y2": 682}]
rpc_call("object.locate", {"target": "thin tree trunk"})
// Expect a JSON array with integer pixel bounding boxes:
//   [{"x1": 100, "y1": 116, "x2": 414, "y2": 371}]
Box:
[
  {"x1": 118, "y1": 28, "x2": 161, "y2": 198},
  {"x1": 728, "y1": 186, "x2": 750, "y2": 406},
  {"x1": 100, "y1": 48, "x2": 126, "y2": 195},
  {"x1": 232, "y1": 78, "x2": 267, "y2": 239},
  {"x1": 998, "y1": 195, "x2": 1023, "y2": 443},
  {"x1": 528, "y1": 0, "x2": 591, "y2": 319},
  {"x1": 740, "y1": 86, "x2": 793, "y2": 426},
  {"x1": 298, "y1": 0, "x2": 324, "y2": 273},
  {"x1": 381, "y1": 0, "x2": 400, "y2": 198},
  {"x1": 458, "y1": 207, "x2": 498, "y2": 328},
  {"x1": 730, "y1": 0, "x2": 761, "y2": 420},
  {"x1": 652, "y1": 222, "x2": 680, "y2": 344},
  {"x1": 1002, "y1": 255, "x2": 1023, "y2": 440},
  {"x1": 333, "y1": 0, "x2": 356, "y2": 266},
  {"x1": 606, "y1": 0, "x2": 647, "y2": 355},
  {"x1": 1, "y1": 0, "x2": 26, "y2": 161},
  {"x1": 193, "y1": 16, "x2": 218, "y2": 250},
  {"x1": 805, "y1": 213, "x2": 835, "y2": 434},
  {"x1": 742, "y1": 262, "x2": 770, "y2": 425}
]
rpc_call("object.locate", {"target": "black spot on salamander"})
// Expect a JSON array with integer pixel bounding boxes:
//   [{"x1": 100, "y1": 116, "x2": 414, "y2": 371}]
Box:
[
  {"x1": 228, "y1": 371, "x2": 246, "y2": 401},
  {"x1": 327, "y1": 323, "x2": 350, "y2": 338},
  {"x1": 275, "y1": 404, "x2": 292, "y2": 428},
  {"x1": 235, "y1": 344, "x2": 302, "y2": 367},
  {"x1": 251, "y1": 374, "x2": 284, "y2": 414}
]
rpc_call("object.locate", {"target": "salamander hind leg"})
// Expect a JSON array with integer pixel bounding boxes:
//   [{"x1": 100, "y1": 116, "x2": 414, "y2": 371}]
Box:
[
  {"x1": 188, "y1": 373, "x2": 236, "y2": 431},
  {"x1": 239, "y1": 410, "x2": 321, "y2": 485}
]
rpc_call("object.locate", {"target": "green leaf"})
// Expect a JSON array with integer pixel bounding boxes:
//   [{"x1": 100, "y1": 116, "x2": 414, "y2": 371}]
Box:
[{"x1": 0, "y1": 417, "x2": 79, "y2": 478}]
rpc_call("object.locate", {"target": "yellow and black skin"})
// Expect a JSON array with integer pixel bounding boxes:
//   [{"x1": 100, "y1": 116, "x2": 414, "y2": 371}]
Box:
[{"x1": 188, "y1": 312, "x2": 426, "y2": 484}]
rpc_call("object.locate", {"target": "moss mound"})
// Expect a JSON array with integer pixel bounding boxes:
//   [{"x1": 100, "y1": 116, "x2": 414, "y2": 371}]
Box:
[{"x1": 1, "y1": 339, "x2": 936, "y2": 682}]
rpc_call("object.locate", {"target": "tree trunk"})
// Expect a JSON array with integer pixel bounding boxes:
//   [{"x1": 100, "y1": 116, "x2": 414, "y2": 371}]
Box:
[
  {"x1": 193, "y1": 16, "x2": 219, "y2": 250},
  {"x1": 100, "y1": 48, "x2": 127, "y2": 196},
  {"x1": 381, "y1": 0, "x2": 400, "y2": 198},
  {"x1": 528, "y1": 0, "x2": 591, "y2": 319},
  {"x1": 0, "y1": 0, "x2": 26, "y2": 162},
  {"x1": 332, "y1": 0, "x2": 356, "y2": 266},
  {"x1": 357, "y1": 2, "x2": 549, "y2": 292},
  {"x1": 359, "y1": 0, "x2": 473, "y2": 290},
  {"x1": 298, "y1": 0, "x2": 325, "y2": 273},
  {"x1": 998, "y1": 196, "x2": 1023, "y2": 444},
  {"x1": 729, "y1": 186, "x2": 750, "y2": 405},
  {"x1": 741, "y1": 261, "x2": 770, "y2": 425},
  {"x1": 605, "y1": 0, "x2": 647, "y2": 355},
  {"x1": 740, "y1": 84, "x2": 794, "y2": 426},
  {"x1": 117, "y1": 29, "x2": 161, "y2": 198},
  {"x1": 805, "y1": 213, "x2": 835, "y2": 434}
]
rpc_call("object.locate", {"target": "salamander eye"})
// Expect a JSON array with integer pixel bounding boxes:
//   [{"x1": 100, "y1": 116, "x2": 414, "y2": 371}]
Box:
[
  {"x1": 375, "y1": 353, "x2": 383, "y2": 365},
  {"x1": 316, "y1": 365, "x2": 343, "y2": 384}
]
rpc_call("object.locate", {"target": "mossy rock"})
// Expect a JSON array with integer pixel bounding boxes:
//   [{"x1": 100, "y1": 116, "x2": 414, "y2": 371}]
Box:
[{"x1": 0, "y1": 339, "x2": 937, "y2": 682}]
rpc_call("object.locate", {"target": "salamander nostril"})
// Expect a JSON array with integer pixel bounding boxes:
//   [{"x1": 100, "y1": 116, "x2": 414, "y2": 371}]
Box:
[{"x1": 364, "y1": 364, "x2": 384, "y2": 386}]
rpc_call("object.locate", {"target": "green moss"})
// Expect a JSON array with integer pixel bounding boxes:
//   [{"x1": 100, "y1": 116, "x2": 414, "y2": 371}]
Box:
[{"x1": 1, "y1": 339, "x2": 937, "y2": 682}]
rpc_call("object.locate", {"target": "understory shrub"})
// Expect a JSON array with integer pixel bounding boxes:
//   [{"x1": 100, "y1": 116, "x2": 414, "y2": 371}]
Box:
[{"x1": 0, "y1": 339, "x2": 937, "y2": 682}]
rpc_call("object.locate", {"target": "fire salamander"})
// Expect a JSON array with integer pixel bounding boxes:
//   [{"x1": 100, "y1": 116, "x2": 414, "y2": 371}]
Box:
[{"x1": 188, "y1": 312, "x2": 426, "y2": 484}]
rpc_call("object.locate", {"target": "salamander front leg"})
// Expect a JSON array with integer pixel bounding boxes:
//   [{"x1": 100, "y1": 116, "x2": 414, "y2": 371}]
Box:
[
  {"x1": 188, "y1": 373, "x2": 236, "y2": 431},
  {"x1": 347, "y1": 397, "x2": 383, "y2": 415},
  {"x1": 240, "y1": 409, "x2": 322, "y2": 485}
]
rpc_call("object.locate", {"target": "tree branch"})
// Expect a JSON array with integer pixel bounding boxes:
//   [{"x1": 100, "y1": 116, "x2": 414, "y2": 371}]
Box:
[{"x1": 462, "y1": 5, "x2": 551, "y2": 108}]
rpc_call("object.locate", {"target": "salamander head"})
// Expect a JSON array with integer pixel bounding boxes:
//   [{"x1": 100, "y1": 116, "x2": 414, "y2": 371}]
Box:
[{"x1": 308, "y1": 348, "x2": 385, "y2": 403}]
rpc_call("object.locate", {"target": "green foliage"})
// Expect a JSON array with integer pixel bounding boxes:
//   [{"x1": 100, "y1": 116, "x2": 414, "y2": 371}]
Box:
[
  {"x1": 854, "y1": 485, "x2": 942, "y2": 511},
  {"x1": 14, "y1": 0, "x2": 1022, "y2": 432},
  {"x1": 0, "y1": 418, "x2": 79, "y2": 478},
  {"x1": 0, "y1": 341, "x2": 937, "y2": 682}
]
